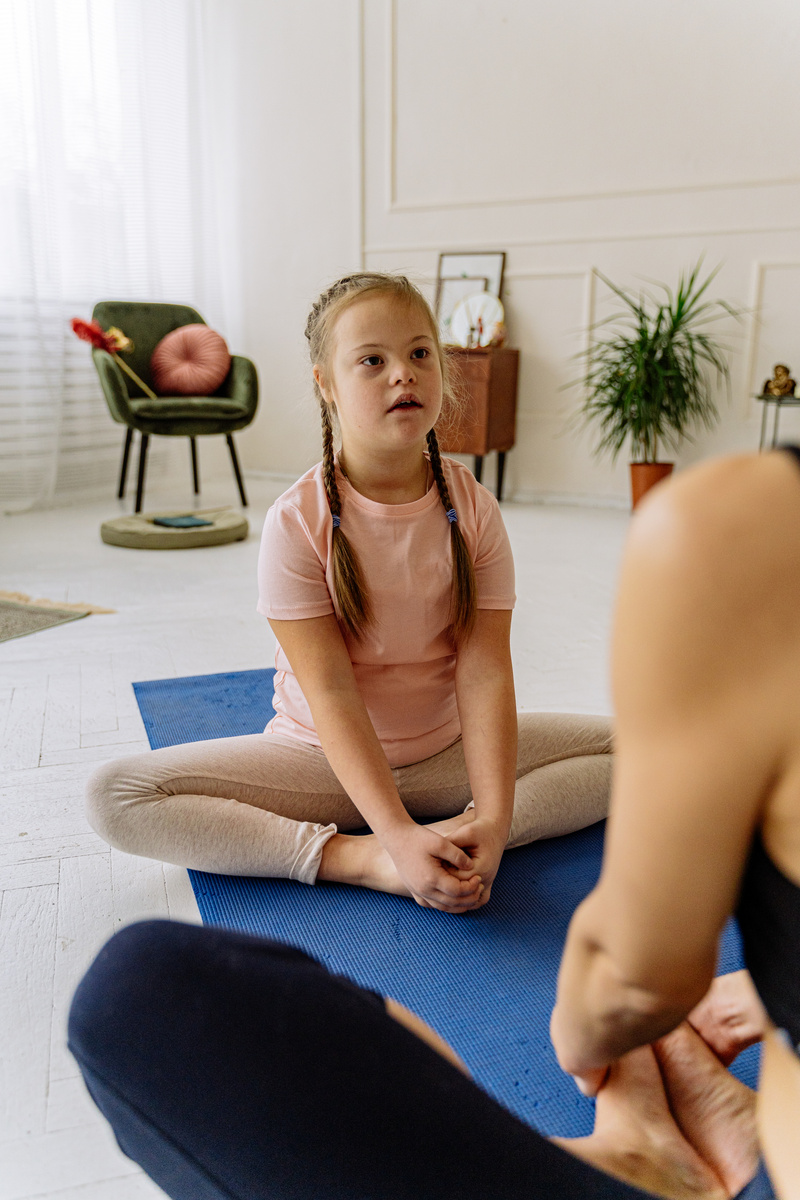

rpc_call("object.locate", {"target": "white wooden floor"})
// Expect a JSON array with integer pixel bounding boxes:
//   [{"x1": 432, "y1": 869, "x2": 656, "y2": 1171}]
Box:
[{"x1": 0, "y1": 470, "x2": 629, "y2": 1199}]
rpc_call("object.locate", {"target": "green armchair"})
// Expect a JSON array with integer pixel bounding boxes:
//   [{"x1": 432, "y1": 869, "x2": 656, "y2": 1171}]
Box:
[{"x1": 90, "y1": 301, "x2": 258, "y2": 512}]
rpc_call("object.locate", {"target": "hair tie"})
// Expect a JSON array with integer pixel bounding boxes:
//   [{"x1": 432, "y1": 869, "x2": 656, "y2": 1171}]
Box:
[
  {"x1": 332, "y1": 514, "x2": 341, "y2": 529},
  {"x1": 446, "y1": 508, "x2": 458, "y2": 524}
]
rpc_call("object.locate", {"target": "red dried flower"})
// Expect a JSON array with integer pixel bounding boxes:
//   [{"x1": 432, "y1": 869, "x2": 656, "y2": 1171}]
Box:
[
  {"x1": 70, "y1": 315, "x2": 157, "y2": 400},
  {"x1": 70, "y1": 318, "x2": 117, "y2": 354}
]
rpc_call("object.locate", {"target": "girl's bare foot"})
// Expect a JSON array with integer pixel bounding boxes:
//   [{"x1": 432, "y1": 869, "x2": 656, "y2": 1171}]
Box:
[
  {"x1": 317, "y1": 830, "x2": 410, "y2": 894},
  {"x1": 553, "y1": 1045, "x2": 727, "y2": 1200},
  {"x1": 317, "y1": 811, "x2": 476, "y2": 896},
  {"x1": 654, "y1": 1022, "x2": 759, "y2": 1195}
]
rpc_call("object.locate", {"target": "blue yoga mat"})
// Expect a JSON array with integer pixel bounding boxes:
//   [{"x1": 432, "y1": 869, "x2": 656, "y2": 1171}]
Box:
[{"x1": 133, "y1": 668, "x2": 759, "y2": 1137}]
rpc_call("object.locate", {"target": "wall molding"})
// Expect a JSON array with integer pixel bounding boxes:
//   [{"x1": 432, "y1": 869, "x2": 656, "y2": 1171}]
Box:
[
  {"x1": 505, "y1": 269, "x2": 588, "y2": 278},
  {"x1": 402, "y1": 266, "x2": 598, "y2": 357},
  {"x1": 356, "y1": 0, "x2": 366, "y2": 270},
  {"x1": 241, "y1": 469, "x2": 302, "y2": 485},
  {"x1": 512, "y1": 488, "x2": 628, "y2": 510},
  {"x1": 389, "y1": 178, "x2": 800, "y2": 217},
  {"x1": 384, "y1": 0, "x2": 800, "y2": 215},
  {"x1": 503, "y1": 268, "x2": 598, "y2": 357},
  {"x1": 364, "y1": 223, "x2": 800, "y2": 257},
  {"x1": 386, "y1": 0, "x2": 398, "y2": 210}
]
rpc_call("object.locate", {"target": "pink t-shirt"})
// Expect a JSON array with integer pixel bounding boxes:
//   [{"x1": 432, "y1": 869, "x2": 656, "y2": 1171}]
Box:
[{"x1": 257, "y1": 456, "x2": 516, "y2": 767}]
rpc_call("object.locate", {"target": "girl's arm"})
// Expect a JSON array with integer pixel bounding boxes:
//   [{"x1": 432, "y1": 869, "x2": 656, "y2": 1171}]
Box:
[
  {"x1": 268, "y1": 614, "x2": 480, "y2": 911},
  {"x1": 551, "y1": 454, "x2": 794, "y2": 1089},
  {"x1": 449, "y1": 608, "x2": 517, "y2": 901}
]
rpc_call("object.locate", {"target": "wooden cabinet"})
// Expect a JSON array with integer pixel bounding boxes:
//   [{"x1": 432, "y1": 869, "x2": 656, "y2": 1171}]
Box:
[{"x1": 439, "y1": 347, "x2": 519, "y2": 501}]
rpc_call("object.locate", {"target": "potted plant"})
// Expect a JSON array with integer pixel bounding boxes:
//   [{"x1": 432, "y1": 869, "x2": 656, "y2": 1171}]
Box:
[{"x1": 571, "y1": 260, "x2": 740, "y2": 508}]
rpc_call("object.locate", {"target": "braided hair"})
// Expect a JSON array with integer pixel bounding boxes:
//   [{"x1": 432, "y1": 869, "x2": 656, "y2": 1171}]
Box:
[
  {"x1": 426, "y1": 426, "x2": 477, "y2": 641},
  {"x1": 306, "y1": 272, "x2": 476, "y2": 643}
]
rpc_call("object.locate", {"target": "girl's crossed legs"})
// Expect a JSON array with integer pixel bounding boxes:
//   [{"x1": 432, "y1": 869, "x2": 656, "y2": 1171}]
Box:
[{"x1": 86, "y1": 712, "x2": 613, "y2": 883}]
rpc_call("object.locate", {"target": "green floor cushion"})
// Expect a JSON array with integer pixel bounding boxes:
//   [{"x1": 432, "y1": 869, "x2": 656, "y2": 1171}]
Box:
[{"x1": 100, "y1": 509, "x2": 249, "y2": 550}]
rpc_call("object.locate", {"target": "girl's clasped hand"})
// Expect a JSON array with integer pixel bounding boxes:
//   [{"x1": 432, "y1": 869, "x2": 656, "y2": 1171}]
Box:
[
  {"x1": 378, "y1": 819, "x2": 486, "y2": 913},
  {"x1": 380, "y1": 812, "x2": 509, "y2": 913}
]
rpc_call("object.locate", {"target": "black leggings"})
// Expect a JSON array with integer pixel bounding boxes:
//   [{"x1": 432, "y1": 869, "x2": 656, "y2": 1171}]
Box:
[{"x1": 67, "y1": 921, "x2": 773, "y2": 1200}]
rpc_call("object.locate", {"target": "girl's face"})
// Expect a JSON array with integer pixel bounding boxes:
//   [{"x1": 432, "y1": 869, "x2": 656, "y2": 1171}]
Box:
[{"x1": 314, "y1": 293, "x2": 443, "y2": 459}]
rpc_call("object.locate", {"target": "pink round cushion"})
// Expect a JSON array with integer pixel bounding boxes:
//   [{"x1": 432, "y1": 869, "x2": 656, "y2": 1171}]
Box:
[{"x1": 150, "y1": 324, "x2": 231, "y2": 396}]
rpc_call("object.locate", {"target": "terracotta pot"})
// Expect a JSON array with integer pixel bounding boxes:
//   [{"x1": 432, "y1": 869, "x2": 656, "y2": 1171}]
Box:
[{"x1": 630, "y1": 462, "x2": 674, "y2": 510}]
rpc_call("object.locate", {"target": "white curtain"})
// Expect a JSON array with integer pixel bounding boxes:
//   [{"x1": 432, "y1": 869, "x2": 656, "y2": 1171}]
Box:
[{"x1": 0, "y1": 0, "x2": 232, "y2": 512}]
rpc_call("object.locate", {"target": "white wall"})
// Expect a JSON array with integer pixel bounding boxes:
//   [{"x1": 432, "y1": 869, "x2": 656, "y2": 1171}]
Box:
[
  {"x1": 232, "y1": 0, "x2": 800, "y2": 504},
  {"x1": 218, "y1": 0, "x2": 362, "y2": 483}
]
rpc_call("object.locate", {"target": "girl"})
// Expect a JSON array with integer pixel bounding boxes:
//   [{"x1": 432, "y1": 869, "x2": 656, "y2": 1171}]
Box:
[{"x1": 87, "y1": 272, "x2": 612, "y2": 910}]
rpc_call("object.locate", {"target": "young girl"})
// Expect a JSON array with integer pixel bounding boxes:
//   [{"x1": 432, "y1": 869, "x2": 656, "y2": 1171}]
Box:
[{"x1": 87, "y1": 272, "x2": 612, "y2": 910}]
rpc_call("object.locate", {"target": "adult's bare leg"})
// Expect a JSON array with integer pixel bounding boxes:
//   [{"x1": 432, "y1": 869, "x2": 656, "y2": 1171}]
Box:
[
  {"x1": 653, "y1": 1022, "x2": 759, "y2": 1195},
  {"x1": 552, "y1": 1045, "x2": 728, "y2": 1200},
  {"x1": 387, "y1": 988, "x2": 761, "y2": 1199}
]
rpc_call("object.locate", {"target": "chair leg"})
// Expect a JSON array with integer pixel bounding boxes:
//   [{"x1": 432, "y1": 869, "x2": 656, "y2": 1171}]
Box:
[
  {"x1": 135, "y1": 434, "x2": 150, "y2": 514},
  {"x1": 473, "y1": 455, "x2": 484, "y2": 484},
  {"x1": 496, "y1": 451, "x2": 506, "y2": 503},
  {"x1": 118, "y1": 429, "x2": 133, "y2": 499},
  {"x1": 190, "y1": 438, "x2": 200, "y2": 494},
  {"x1": 226, "y1": 435, "x2": 248, "y2": 507}
]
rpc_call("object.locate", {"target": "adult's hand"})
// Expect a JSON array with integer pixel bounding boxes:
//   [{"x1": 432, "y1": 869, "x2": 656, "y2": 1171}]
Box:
[
  {"x1": 550, "y1": 1000, "x2": 611, "y2": 1097},
  {"x1": 570, "y1": 1066, "x2": 609, "y2": 1098},
  {"x1": 687, "y1": 970, "x2": 768, "y2": 1066},
  {"x1": 381, "y1": 822, "x2": 483, "y2": 913},
  {"x1": 448, "y1": 815, "x2": 507, "y2": 908}
]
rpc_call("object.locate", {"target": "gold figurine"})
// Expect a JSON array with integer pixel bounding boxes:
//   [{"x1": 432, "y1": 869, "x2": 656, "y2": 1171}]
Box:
[{"x1": 763, "y1": 364, "x2": 797, "y2": 398}]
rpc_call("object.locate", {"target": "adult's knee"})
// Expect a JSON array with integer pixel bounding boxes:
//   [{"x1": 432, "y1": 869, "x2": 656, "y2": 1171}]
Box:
[
  {"x1": 69, "y1": 921, "x2": 175, "y2": 1059},
  {"x1": 67, "y1": 921, "x2": 325, "y2": 1086},
  {"x1": 68, "y1": 920, "x2": 218, "y2": 1092}
]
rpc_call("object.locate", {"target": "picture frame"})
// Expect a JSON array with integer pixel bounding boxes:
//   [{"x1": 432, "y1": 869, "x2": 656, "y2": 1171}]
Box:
[{"x1": 434, "y1": 251, "x2": 506, "y2": 345}]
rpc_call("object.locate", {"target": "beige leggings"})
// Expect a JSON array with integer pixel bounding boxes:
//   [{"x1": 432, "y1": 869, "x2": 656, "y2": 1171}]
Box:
[{"x1": 86, "y1": 712, "x2": 613, "y2": 885}]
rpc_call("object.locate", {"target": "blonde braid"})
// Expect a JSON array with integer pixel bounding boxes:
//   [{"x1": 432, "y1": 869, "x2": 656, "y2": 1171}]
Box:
[
  {"x1": 320, "y1": 403, "x2": 341, "y2": 522},
  {"x1": 319, "y1": 403, "x2": 372, "y2": 638},
  {"x1": 426, "y1": 428, "x2": 477, "y2": 642}
]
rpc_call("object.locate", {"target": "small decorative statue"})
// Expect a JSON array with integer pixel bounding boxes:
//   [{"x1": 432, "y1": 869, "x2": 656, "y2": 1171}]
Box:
[
  {"x1": 488, "y1": 321, "x2": 507, "y2": 349},
  {"x1": 763, "y1": 364, "x2": 797, "y2": 398}
]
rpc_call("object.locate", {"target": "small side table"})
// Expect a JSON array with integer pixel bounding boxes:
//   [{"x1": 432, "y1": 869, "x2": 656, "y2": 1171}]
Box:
[
  {"x1": 439, "y1": 347, "x2": 519, "y2": 501},
  {"x1": 755, "y1": 392, "x2": 800, "y2": 450}
]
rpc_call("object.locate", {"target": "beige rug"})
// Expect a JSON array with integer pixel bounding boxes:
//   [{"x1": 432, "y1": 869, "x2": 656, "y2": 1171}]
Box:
[{"x1": 0, "y1": 591, "x2": 115, "y2": 643}]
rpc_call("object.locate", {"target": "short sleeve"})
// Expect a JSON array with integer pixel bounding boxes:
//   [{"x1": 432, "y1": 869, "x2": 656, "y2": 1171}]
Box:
[
  {"x1": 257, "y1": 501, "x2": 335, "y2": 620},
  {"x1": 473, "y1": 497, "x2": 516, "y2": 610}
]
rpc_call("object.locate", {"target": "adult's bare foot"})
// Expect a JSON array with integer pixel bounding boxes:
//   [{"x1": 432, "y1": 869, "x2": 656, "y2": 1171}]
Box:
[
  {"x1": 318, "y1": 811, "x2": 476, "y2": 897},
  {"x1": 553, "y1": 1045, "x2": 727, "y2": 1200},
  {"x1": 654, "y1": 1022, "x2": 759, "y2": 1196},
  {"x1": 687, "y1": 970, "x2": 767, "y2": 1066}
]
